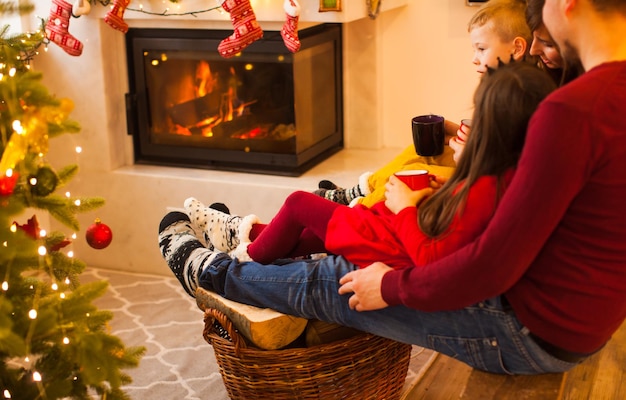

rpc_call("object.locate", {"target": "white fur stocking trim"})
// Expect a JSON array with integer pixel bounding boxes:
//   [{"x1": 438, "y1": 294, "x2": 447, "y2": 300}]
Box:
[
  {"x1": 283, "y1": 0, "x2": 300, "y2": 17},
  {"x1": 358, "y1": 171, "x2": 373, "y2": 196},
  {"x1": 230, "y1": 241, "x2": 253, "y2": 261},
  {"x1": 237, "y1": 214, "x2": 260, "y2": 244}
]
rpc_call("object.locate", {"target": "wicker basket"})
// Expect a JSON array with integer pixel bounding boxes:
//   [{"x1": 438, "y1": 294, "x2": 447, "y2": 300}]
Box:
[{"x1": 203, "y1": 308, "x2": 412, "y2": 400}]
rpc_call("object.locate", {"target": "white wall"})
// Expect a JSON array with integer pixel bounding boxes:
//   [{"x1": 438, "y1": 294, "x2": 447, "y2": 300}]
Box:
[
  {"x1": 24, "y1": 0, "x2": 482, "y2": 275},
  {"x1": 380, "y1": 0, "x2": 479, "y2": 148}
]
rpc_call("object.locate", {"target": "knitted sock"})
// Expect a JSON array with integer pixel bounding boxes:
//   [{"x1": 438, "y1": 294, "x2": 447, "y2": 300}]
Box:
[
  {"x1": 313, "y1": 172, "x2": 372, "y2": 205},
  {"x1": 218, "y1": 0, "x2": 264, "y2": 58},
  {"x1": 281, "y1": 0, "x2": 301, "y2": 53},
  {"x1": 313, "y1": 187, "x2": 350, "y2": 205},
  {"x1": 185, "y1": 197, "x2": 259, "y2": 252},
  {"x1": 346, "y1": 171, "x2": 373, "y2": 204},
  {"x1": 158, "y1": 212, "x2": 219, "y2": 297},
  {"x1": 104, "y1": 0, "x2": 131, "y2": 33},
  {"x1": 45, "y1": 0, "x2": 83, "y2": 56},
  {"x1": 318, "y1": 180, "x2": 340, "y2": 190},
  {"x1": 188, "y1": 203, "x2": 231, "y2": 248}
]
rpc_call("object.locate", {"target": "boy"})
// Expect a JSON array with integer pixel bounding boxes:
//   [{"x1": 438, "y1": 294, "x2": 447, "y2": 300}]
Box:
[{"x1": 317, "y1": 0, "x2": 532, "y2": 208}]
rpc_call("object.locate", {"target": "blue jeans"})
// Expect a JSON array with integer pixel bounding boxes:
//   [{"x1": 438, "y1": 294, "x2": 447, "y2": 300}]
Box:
[{"x1": 200, "y1": 253, "x2": 582, "y2": 375}]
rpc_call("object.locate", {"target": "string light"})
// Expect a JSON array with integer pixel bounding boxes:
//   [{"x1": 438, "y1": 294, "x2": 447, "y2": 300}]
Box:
[
  {"x1": 37, "y1": 246, "x2": 46, "y2": 256},
  {"x1": 28, "y1": 309, "x2": 37, "y2": 319},
  {"x1": 32, "y1": 371, "x2": 41, "y2": 382},
  {"x1": 3, "y1": 389, "x2": 11, "y2": 398},
  {"x1": 11, "y1": 120, "x2": 22, "y2": 134},
  {"x1": 2, "y1": 282, "x2": 8, "y2": 291}
]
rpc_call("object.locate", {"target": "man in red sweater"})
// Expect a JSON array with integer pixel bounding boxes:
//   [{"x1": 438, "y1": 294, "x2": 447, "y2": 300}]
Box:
[{"x1": 158, "y1": 0, "x2": 626, "y2": 374}]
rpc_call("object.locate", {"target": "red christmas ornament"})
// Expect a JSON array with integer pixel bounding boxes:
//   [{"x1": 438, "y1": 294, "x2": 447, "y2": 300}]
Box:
[
  {"x1": 86, "y1": 219, "x2": 113, "y2": 249},
  {"x1": 0, "y1": 171, "x2": 19, "y2": 196}
]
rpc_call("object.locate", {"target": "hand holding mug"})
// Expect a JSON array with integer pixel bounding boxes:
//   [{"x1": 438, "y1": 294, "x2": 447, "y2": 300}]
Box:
[
  {"x1": 457, "y1": 119, "x2": 471, "y2": 143},
  {"x1": 385, "y1": 172, "x2": 433, "y2": 214}
]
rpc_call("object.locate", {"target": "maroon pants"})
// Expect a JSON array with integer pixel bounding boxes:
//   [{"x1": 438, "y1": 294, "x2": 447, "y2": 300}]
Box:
[{"x1": 248, "y1": 191, "x2": 343, "y2": 263}]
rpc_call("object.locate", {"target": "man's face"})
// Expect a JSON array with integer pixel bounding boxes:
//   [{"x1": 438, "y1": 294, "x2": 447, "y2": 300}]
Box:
[
  {"x1": 470, "y1": 22, "x2": 516, "y2": 74},
  {"x1": 542, "y1": 0, "x2": 579, "y2": 65}
]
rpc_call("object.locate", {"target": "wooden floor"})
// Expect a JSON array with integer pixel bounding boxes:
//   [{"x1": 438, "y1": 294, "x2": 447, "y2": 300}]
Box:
[{"x1": 404, "y1": 320, "x2": 626, "y2": 400}]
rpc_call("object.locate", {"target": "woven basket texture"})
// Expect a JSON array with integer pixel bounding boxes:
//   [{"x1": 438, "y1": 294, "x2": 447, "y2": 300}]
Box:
[{"x1": 203, "y1": 308, "x2": 412, "y2": 400}]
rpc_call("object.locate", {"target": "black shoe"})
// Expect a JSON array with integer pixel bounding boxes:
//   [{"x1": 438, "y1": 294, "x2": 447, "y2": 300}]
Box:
[
  {"x1": 209, "y1": 202, "x2": 230, "y2": 214},
  {"x1": 318, "y1": 180, "x2": 339, "y2": 190}
]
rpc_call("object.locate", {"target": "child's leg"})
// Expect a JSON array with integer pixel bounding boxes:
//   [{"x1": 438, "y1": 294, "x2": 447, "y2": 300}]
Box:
[
  {"x1": 246, "y1": 191, "x2": 341, "y2": 263},
  {"x1": 158, "y1": 212, "x2": 220, "y2": 297},
  {"x1": 184, "y1": 197, "x2": 259, "y2": 252}
]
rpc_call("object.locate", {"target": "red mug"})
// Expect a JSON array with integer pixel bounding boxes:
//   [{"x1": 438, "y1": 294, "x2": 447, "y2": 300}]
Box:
[
  {"x1": 458, "y1": 118, "x2": 472, "y2": 143},
  {"x1": 394, "y1": 169, "x2": 431, "y2": 190}
]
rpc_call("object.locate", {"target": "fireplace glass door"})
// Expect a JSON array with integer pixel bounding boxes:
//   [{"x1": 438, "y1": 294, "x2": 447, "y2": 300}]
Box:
[{"x1": 125, "y1": 24, "x2": 343, "y2": 175}]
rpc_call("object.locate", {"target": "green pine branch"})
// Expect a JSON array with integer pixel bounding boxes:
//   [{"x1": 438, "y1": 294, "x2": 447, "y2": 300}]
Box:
[{"x1": 1, "y1": 10, "x2": 145, "y2": 399}]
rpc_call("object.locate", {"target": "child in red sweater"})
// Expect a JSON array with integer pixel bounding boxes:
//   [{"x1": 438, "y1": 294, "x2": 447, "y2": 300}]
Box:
[{"x1": 184, "y1": 60, "x2": 556, "y2": 268}]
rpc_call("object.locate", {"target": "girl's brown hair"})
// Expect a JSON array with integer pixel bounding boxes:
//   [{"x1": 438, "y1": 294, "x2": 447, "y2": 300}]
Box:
[{"x1": 418, "y1": 61, "x2": 557, "y2": 237}]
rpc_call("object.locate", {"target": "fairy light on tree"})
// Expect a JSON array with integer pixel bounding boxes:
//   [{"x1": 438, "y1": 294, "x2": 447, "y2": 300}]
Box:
[{"x1": 0, "y1": 2, "x2": 145, "y2": 399}]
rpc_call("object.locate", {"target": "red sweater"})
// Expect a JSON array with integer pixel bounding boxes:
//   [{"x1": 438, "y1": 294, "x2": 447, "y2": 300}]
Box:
[
  {"x1": 326, "y1": 172, "x2": 512, "y2": 269},
  {"x1": 382, "y1": 61, "x2": 626, "y2": 354}
]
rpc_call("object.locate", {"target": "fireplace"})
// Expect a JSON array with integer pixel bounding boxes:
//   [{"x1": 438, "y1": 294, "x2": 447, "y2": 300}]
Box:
[{"x1": 124, "y1": 24, "x2": 343, "y2": 176}]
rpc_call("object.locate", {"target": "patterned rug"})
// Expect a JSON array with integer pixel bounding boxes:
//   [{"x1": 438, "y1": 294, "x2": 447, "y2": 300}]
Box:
[{"x1": 83, "y1": 268, "x2": 437, "y2": 399}]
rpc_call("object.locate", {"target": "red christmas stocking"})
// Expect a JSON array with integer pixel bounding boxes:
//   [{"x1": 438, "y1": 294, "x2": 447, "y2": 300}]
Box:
[
  {"x1": 281, "y1": 0, "x2": 301, "y2": 53},
  {"x1": 218, "y1": 0, "x2": 264, "y2": 58},
  {"x1": 45, "y1": 0, "x2": 83, "y2": 56},
  {"x1": 104, "y1": 0, "x2": 132, "y2": 33}
]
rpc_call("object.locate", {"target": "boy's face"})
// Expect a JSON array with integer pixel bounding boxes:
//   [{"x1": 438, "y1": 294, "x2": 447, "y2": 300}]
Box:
[{"x1": 470, "y1": 22, "x2": 517, "y2": 74}]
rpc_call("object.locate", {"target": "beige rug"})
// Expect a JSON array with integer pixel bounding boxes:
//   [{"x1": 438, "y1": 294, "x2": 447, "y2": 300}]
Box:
[{"x1": 83, "y1": 268, "x2": 437, "y2": 399}]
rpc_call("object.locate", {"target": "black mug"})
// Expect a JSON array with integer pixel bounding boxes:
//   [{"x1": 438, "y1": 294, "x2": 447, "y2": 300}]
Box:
[{"x1": 412, "y1": 114, "x2": 445, "y2": 156}]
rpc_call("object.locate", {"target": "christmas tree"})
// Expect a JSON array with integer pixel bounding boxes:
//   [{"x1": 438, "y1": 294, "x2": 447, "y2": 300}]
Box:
[{"x1": 0, "y1": 5, "x2": 144, "y2": 400}]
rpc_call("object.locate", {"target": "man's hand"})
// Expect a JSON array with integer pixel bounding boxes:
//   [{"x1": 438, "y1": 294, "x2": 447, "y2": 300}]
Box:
[{"x1": 338, "y1": 262, "x2": 393, "y2": 311}]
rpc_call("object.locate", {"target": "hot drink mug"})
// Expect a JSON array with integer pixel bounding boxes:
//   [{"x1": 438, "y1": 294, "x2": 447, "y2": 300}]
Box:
[
  {"x1": 394, "y1": 169, "x2": 431, "y2": 190},
  {"x1": 412, "y1": 114, "x2": 445, "y2": 156}
]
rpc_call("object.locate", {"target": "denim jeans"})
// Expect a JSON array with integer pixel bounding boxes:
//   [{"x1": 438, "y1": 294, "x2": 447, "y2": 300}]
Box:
[{"x1": 200, "y1": 253, "x2": 583, "y2": 375}]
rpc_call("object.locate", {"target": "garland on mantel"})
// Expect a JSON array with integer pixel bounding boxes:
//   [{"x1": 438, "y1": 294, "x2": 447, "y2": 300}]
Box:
[{"x1": 6, "y1": 0, "x2": 377, "y2": 62}]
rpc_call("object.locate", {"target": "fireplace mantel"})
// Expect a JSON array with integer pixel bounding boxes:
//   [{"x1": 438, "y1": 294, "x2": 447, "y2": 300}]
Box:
[
  {"x1": 34, "y1": 0, "x2": 407, "y2": 275},
  {"x1": 100, "y1": 0, "x2": 409, "y2": 25}
]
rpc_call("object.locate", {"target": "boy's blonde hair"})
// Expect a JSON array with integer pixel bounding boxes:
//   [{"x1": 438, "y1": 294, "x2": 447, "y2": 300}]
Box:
[{"x1": 468, "y1": 0, "x2": 531, "y2": 46}]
